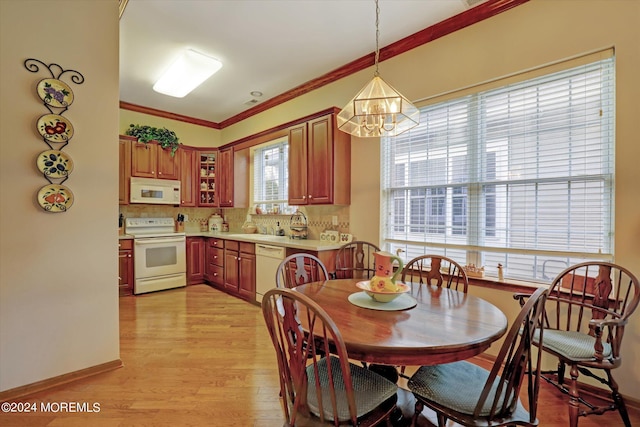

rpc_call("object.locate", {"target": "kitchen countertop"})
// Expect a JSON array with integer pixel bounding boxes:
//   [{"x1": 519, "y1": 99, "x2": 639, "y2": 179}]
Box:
[
  {"x1": 188, "y1": 231, "x2": 343, "y2": 251},
  {"x1": 119, "y1": 232, "x2": 343, "y2": 251}
]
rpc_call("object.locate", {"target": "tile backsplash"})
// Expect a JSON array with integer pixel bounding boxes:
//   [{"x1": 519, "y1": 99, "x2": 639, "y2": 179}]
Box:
[{"x1": 119, "y1": 205, "x2": 350, "y2": 240}]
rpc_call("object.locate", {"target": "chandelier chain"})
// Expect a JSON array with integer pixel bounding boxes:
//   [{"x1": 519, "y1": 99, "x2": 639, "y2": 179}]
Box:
[{"x1": 374, "y1": 0, "x2": 380, "y2": 76}]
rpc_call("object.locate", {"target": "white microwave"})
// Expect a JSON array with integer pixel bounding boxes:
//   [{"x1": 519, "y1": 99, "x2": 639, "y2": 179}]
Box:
[{"x1": 130, "y1": 177, "x2": 181, "y2": 205}]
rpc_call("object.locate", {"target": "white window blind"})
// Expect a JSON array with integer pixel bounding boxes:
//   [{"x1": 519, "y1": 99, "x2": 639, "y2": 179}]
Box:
[
  {"x1": 382, "y1": 56, "x2": 615, "y2": 282},
  {"x1": 253, "y1": 137, "x2": 289, "y2": 213}
]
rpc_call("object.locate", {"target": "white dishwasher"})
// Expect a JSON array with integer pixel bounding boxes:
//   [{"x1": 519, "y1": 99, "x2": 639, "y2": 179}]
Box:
[{"x1": 255, "y1": 243, "x2": 286, "y2": 303}]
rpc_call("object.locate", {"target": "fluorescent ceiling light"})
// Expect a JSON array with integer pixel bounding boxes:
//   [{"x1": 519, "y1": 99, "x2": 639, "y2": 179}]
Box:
[{"x1": 153, "y1": 49, "x2": 222, "y2": 98}]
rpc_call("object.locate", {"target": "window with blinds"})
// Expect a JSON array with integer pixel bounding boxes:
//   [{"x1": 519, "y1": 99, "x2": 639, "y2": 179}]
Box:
[
  {"x1": 382, "y1": 56, "x2": 615, "y2": 282},
  {"x1": 253, "y1": 137, "x2": 290, "y2": 213}
]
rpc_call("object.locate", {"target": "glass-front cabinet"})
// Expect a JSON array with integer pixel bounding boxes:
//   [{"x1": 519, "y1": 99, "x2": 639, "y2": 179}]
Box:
[{"x1": 199, "y1": 151, "x2": 217, "y2": 206}]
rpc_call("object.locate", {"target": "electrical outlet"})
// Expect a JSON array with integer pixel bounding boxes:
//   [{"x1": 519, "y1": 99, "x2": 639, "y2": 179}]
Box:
[
  {"x1": 183, "y1": 214, "x2": 188, "y2": 221},
  {"x1": 332, "y1": 216, "x2": 338, "y2": 226}
]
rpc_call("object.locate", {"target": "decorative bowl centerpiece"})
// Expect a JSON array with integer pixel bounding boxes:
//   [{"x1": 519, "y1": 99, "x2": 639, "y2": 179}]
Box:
[{"x1": 356, "y1": 281, "x2": 410, "y2": 303}]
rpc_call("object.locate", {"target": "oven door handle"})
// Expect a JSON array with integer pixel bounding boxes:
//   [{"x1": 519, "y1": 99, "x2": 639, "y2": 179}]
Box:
[{"x1": 135, "y1": 237, "x2": 186, "y2": 245}]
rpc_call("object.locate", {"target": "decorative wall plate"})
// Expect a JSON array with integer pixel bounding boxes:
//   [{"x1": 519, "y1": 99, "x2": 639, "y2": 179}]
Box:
[
  {"x1": 37, "y1": 114, "x2": 74, "y2": 142},
  {"x1": 36, "y1": 78, "x2": 74, "y2": 107},
  {"x1": 36, "y1": 150, "x2": 74, "y2": 179},
  {"x1": 37, "y1": 184, "x2": 74, "y2": 212}
]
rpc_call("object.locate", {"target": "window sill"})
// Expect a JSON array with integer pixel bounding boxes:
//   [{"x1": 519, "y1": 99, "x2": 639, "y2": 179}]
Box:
[{"x1": 467, "y1": 275, "x2": 549, "y2": 294}]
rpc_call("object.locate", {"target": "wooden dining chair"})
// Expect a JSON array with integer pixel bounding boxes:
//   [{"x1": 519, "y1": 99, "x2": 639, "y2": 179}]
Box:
[
  {"x1": 262, "y1": 288, "x2": 398, "y2": 426},
  {"x1": 276, "y1": 253, "x2": 329, "y2": 289},
  {"x1": 334, "y1": 241, "x2": 380, "y2": 280},
  {"x1": 408, "y1": 287, "x2": 548, "y2": 427},
  {"x1": 514, "y1": 261, "x2": 640, "y2": 427},
  {"x1": 400, "y1": 254, "x2": 468, "y2": 293},
  {"x1": 398, "y1": 254, "x2": 469, "y2": 378}
]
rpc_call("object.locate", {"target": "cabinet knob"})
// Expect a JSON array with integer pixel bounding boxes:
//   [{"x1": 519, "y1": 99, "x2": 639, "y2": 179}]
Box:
[
  {"x1": 302, "y1": 195, "x2": 306, "y2": 200},
  {"x1": 308, "y1": 194, "x2": 313, "y2": 199},
  {"x1": 237, "y1": 257, "x2": 241, "y2": 261},
  {"x1": 128, "y1": 254, "x2": 132, "y2": 258},
  {"x1": 158, "y1": 172, "x2": 162, "y2": 175}
]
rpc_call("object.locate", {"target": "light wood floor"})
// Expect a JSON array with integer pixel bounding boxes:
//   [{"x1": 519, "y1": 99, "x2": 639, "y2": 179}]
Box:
[{"x1": 1, "y1": 284, "x2": 637, "y2": 426}]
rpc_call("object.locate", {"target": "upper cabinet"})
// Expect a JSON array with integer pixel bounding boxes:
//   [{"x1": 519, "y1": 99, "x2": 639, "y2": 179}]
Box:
[
  {"x1": 119, "y1": 137, "x2": 131, "y2": 205},
  {"x1": 179, "y1": 147, "x2": 198, "y2": 207},
  {"x1": 198, "y1": 151, "x2": 218, "y2": 206},
  {"x1": 204, "y1": 147, "x2": 248, "y2": 209},
  {"x1": 218, "y1": 147, "x2": 234, "y2": 207},
  {"x1": 233, "y1": 147, "x2": 249, "y2": 209},
  {"x1": 288, "y1": 112, "x2": 351, "y2": 205},
  {"x1": 131, "y1": 140, "x2": 180, "y2": 180}
]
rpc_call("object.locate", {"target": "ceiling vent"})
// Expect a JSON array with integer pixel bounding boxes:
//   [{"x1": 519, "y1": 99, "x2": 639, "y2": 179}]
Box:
[{"x1": 244, "y1": 99, "x2": 260, "y2": 106}]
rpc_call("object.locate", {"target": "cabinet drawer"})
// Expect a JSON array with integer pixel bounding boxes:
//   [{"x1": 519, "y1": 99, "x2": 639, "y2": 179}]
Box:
[
  {"x1": 226, "y1": 240, "x2": 239, "y2": 251},
  {"x1": 209, "y1": 247, "x2": 224, "y2": 266},
  {"x1": 208, "y1": 264, "x2": 224, "y2": 286},
  {"x1": 240, "y1": 242, "x2": 255, "y2": 254},
  {"x1": 208, "y1": 238, "x2": 224, "y2": 249},
  {"x1": 118, "y1": 239, "x2": 133, "y2": 250}
]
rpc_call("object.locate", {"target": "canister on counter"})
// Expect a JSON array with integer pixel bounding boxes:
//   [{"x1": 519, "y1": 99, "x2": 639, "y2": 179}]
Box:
[{"x1": 208, "y1": 213, "x2": 223, "y2": 231}]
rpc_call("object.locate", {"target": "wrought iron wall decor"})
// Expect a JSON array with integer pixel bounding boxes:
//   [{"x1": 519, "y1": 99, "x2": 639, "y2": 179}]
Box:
[{"x1": 24, "y1": 58, "x2": 84, "y2": 212}]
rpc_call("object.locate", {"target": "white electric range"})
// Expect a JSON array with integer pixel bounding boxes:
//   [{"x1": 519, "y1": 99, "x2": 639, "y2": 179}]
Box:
[{"x1": 125, "y1": 217, "x2": 186, "y2": 294}]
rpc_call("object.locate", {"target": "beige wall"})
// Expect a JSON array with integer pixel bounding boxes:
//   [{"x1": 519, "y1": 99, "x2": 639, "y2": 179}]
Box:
[{"x1": 0, "y1": 1, "x2": 120, "y2": 391}]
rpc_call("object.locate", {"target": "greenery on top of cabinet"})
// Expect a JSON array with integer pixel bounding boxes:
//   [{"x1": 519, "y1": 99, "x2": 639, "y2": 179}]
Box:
[{"x1": 126, "y1": 124, "x2": 180, "y2": 156}]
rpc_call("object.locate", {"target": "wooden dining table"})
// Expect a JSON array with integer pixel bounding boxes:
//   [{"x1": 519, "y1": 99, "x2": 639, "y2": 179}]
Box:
[{"x1": 292, "y1": 278, "x2": 508, "y2": 367}]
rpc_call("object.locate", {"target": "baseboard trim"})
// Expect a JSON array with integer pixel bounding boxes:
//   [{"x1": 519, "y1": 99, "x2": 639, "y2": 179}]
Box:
[
  {"x1": 0, "y1": 359, "x2": 123, "y2": 401},
  {"x1": 474, "y1": 353, "x2": 640, "y2": 410}
]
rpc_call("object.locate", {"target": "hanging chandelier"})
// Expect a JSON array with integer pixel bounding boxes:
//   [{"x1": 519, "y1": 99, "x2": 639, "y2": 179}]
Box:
[{"x1": 337, "y1": 0, "x2": 419, "y2": 138}]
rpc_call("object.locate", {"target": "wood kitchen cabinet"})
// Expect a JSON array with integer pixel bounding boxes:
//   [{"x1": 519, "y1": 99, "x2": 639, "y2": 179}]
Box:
[
  {"x1": 118, "y1": 239, "x2": 134, "y2": 296},
  {"x1": 198, "y1": 151, "x2": 218, "y2": 206},
  {"x1": 131, "y1": 140, "x2": 180, "y2": 180},
  {"x1": 119, "y1": 137, "x2": 131, "y2": 205},
  {"x1": 186, "y1": 237, "x2": 205, "y2": 285},
  {"x1": 286, "y1": 247, "x2": 337, "y2": 277},
  {"x1": 288, "y1": 111, "x2": 351, "y2": 205},
  {"x1": 224, "y1": 240, "x2": 256, "y2": 301},
  {"x1": 218, "y1": 147, "x2": 234, "y2": 207},
  {"x1": 204, "y1": 238, "x2": 224, "y2": 287},
  {"x1": 179, "y1": 147, "x2": 198, "y2": 207},
  {"x1": 233, "y1": 147, "x2": 249, "y2": 208}
]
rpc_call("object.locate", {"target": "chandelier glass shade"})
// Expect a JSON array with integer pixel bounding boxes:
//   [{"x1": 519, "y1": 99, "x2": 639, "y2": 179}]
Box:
[
  {"x1": 337, "y1": 75, "x2": 419, "y2": 137},
  {"x1": 337, "y1": 0, "x2": 419, "y2": 137}
]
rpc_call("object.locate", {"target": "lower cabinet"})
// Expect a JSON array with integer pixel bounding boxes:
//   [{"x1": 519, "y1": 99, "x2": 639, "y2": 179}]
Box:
[
  {"x1": 224, "y1": 240, "x2": 256, "y2": 301},
  {"x1": 186, "y1": 237, "x2": 205, "y2": 285},
  {"x1": 205, "y1": 238, "x2": 225, "y2": 287},
  {"x1": 118, "y1": 239, "x2": 134, "y2": 296},
  {"x1": 286, "y1": 247, "x2": 337, "y2": 276}
]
